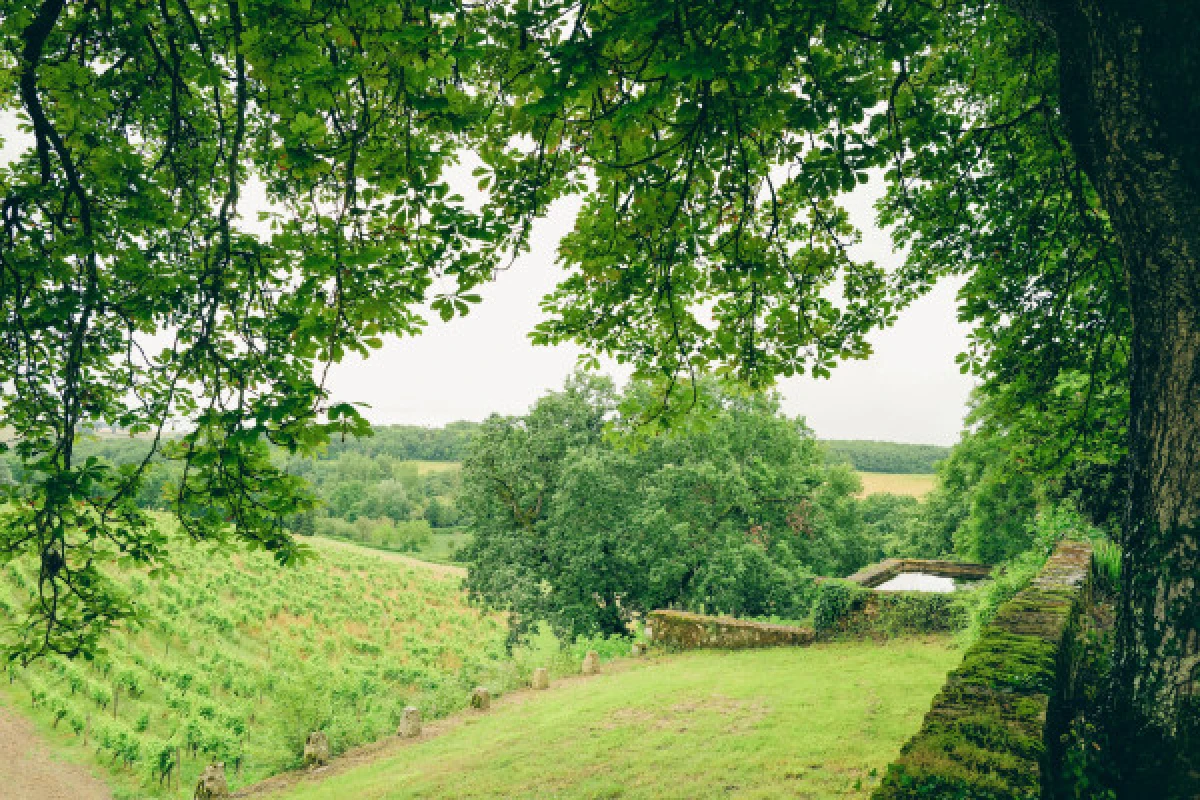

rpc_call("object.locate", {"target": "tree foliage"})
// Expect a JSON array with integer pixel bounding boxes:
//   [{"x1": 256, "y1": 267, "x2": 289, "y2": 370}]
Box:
[
  {"x1": 3, "y1": 0, "x2": 1198, "y2": 787},
  {"x1": 460, "y1": 374, "x2": 878, "y2": 642},
  {"x1": 0, "y1": 0, "x2": 517, "y2": 658}
]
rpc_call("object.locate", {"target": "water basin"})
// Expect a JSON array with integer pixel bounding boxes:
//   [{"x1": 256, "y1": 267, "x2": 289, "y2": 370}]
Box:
[{"x1": 874, "y1": 572, "x2": 957, "y2": 593}]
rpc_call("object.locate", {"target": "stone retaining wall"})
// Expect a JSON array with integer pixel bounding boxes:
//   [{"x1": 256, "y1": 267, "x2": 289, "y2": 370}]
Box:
[
  {"x1": 646, "y1": 610, "x2": 815, "y2": 650},
  {"x1": 847, "y1": 558, "x2": 993, "y2": 588},
  {"x1": 872, "y1": 539, "x2": 1093, "y2": 800}
]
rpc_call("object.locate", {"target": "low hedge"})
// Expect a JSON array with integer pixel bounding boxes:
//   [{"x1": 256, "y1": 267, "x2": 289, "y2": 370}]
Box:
[{"x1": 812, "y1": 580, "x2": 969, "y2": 638}]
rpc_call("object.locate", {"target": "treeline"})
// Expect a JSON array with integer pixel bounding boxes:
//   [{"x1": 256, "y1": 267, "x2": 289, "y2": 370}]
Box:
[
  {"x1": 320, "y1": 421, "x2": 478, "y2": 462},
  {"x1": 278, "y1": 454, "x2": 462, "y2": 552},
  {"x1": 820, "y1": 440, "x2": 950, "y2": 474},
  {"x1": 0, "y1": 425, "x2": 475, "y2": 555}
]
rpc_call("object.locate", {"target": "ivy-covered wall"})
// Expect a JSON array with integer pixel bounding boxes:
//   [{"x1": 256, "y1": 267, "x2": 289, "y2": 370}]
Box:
[{"x1": 871, "y1": 540, "x2": 1093, "y2": 800}]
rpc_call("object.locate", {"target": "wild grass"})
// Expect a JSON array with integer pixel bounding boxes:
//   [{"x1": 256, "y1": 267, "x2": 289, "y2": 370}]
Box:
[{"x1": 265, "y1": 638, "x2": 964, "y2": 800}]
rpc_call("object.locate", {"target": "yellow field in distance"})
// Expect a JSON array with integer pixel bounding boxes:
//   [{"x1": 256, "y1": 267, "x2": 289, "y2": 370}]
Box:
[{"x1": 856, "y1": 471, "x2": 937, "y2": 499}]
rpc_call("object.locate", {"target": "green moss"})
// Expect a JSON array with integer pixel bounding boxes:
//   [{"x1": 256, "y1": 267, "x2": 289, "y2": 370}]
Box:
[{"x1": 872, "y1": 542, "x2": 1092, "y2": 800}]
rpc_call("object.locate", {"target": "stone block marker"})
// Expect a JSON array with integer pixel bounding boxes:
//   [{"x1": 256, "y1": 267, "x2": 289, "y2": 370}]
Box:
[
  {"x1": 397, "y1": 706, "x2": 421, "y2": 738},
  {"x1": 470, "y1": 687, "x2": 491, "y2": 710},
  {"x1": 631, "y1": 642, "x2": 646, "y2": 657},
  {"x1": 581, "y1": 650, "x2": 600, "y2": 675},
  {"x1": 531, "y1": 667, "x2": 549, "y2": 690},
  {"x1": 302, "y1": 731, "x2": 330, "y2": 768},
  {"x1": 647, "y1": 610, "x2": 815, "y2": 650},
  {"x1": 194, "y1": 762, "x2": 228, "y2": 799}
]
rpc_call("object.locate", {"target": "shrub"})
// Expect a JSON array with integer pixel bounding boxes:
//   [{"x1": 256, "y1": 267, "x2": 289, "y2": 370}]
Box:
[
  {"x1": 956, "y1": 503, "x2": 1099, "y2": 643},
  {"x1": 812, "y1": 580, "x2": 866, "y2": 635},
  {"x1": 872, "y1": 592, "x2": 969, "y2": 635}
]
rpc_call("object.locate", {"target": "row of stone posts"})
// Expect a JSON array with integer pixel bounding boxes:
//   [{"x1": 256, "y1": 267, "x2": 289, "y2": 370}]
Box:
[{"x1": 193, "y1": 647, "x2": 633, "y2": 798}]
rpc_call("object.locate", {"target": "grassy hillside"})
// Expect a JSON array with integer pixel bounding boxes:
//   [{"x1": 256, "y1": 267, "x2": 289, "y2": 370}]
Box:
[
  {"x1": 261, "y1": 639, "x2": 963, "y2": 800},
  {"x1": 0, "y1": 526, "x2": 591, "y2": 799},
  {"x1": 856, "y1": 471, "x2": 938, "y2": 499},
  {"x1": 822, "y1": 440, "x2": 950, "y2": 474}
]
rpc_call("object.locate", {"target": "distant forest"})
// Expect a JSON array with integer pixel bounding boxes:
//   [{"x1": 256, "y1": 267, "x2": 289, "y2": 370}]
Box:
[
  {"x1": 820, "y1": 440, "x2": 950, "y2": 474},
  {"x1": 0, "y1": 426, "x2": 948, "y2": 488},
  {"x1": 320, "y1": 421, "x2": 480, "y2": 461}
]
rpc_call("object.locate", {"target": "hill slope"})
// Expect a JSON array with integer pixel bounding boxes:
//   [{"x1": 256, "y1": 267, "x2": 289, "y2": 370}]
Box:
[{"x1": 0, "y1": 529, "x2": 559, "y2": 798}]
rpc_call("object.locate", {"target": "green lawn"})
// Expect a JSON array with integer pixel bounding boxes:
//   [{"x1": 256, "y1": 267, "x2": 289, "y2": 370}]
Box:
[{"x1": 265, "y1": 638, "x2": 962, "y2": 800}]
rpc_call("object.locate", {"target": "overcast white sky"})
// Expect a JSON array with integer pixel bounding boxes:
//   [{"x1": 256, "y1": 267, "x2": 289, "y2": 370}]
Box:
[
  {"x1": 2, "y1": 115, "x2": 974, "y2": 445},
  {"x1": 323, "y1": 185, "x2": 975, "y2": 445}
]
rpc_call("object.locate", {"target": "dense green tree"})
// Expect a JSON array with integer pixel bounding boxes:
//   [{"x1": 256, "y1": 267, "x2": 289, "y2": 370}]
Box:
[
  {"x1": 461, "y1": 376, "x2": 869, "y2": 641},
  {"x1": 857, "y1": 493, "x2": 921, "y2": 560}
]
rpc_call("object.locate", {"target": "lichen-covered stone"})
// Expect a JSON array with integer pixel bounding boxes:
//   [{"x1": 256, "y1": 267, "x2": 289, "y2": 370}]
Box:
[
  {"x1": 194, "y1": 762, "x2": 228, "y2": 799},
  {"x1": 872, "y1": 540, "x2": 1093, "y2": 800},
  {"x1": 646, "y1": 610, "x2": 815, "y2": 650},
  {"x1": 397, "y1": 706, "x2": 421, "y2": 738},
  {"x1": 303, "y1": 731, "x2": 330, "y2": 768},
  {"x1": 581, "y1": 650, "x2": 600, "y2": 675},
  {"x1": 531, "y1": 668, "x2": 549, "y2": 690},
  {"x1": 470, "y1": 687, "x2": 491, "y2": 710}
]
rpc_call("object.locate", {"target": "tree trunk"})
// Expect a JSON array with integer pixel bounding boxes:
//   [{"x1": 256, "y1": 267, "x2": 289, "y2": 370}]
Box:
[{"x1": 1044, "y1": 0, "x2": 1200, "y2": 795}]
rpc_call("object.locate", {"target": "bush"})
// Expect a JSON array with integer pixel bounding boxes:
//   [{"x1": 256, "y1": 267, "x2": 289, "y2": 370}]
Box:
[
  {"x1": 812, "y1": 580, "x2": 866, "y2": 635},
  {"x1": 872, "y1": 592, "x2": 969, "y2": 635}
]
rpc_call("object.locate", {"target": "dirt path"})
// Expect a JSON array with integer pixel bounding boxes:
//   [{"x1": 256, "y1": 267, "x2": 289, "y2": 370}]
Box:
[
  {"x1": 310, "y1": 536, "x2": 467, "y2": 579},
  {"x1": 233, "y1": 656, "x2": 650, "y2": 798},
  {"x1": 0, "y1": 700, "x2": 112, "y2": 800}
]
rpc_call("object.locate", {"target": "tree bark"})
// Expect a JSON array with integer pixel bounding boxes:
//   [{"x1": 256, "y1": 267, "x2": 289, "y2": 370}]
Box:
[{"x1": 1043, "y1": 0, "x2": 1200, "y2": 795}]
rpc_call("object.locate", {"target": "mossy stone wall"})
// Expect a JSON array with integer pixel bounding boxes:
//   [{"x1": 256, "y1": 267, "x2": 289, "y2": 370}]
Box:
[
  {"x1": 646, "y1": 610, "x2": 815, "y2": 650},
  {"x1": 872, "y1": 540, "x2": 1093, "y2": 800}
]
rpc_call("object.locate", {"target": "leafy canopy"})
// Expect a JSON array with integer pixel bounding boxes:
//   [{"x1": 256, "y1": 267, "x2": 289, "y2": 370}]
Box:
[{"x1": 1, "y1": 0, "x2": 1117, "y2": 658}]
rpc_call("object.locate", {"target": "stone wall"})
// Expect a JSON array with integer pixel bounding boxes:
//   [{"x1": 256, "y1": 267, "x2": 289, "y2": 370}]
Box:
[
  {"x1": 847, "y1": 558, "x2": 992, "y2": 588},
  {"x1": 871, "y1": 540, "x2": 1093, "y2": 800},
  {"x1": 646, "y1": 610, "x2": 815, "y2": 650}
]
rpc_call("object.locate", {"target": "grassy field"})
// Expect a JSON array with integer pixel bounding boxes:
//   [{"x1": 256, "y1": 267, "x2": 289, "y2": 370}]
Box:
[
  {"x1": 409, "y1": 459, "x2": 461, "y2": 476},
  {"x1": 856, "y1": 471, "x2": 937, "y2": 498},
  {"x1": 262, "y1": 638, "x2": 963, "y2": 800},
  {"x1": 414, "y1": 530, "x2": 472, "y2": 564},
  {"x1": 318, "y1": 528, "x2": 472, "y2": 566},
  {"x1": 0, "y1": 525, "x2": 591, "y2": 799}
]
